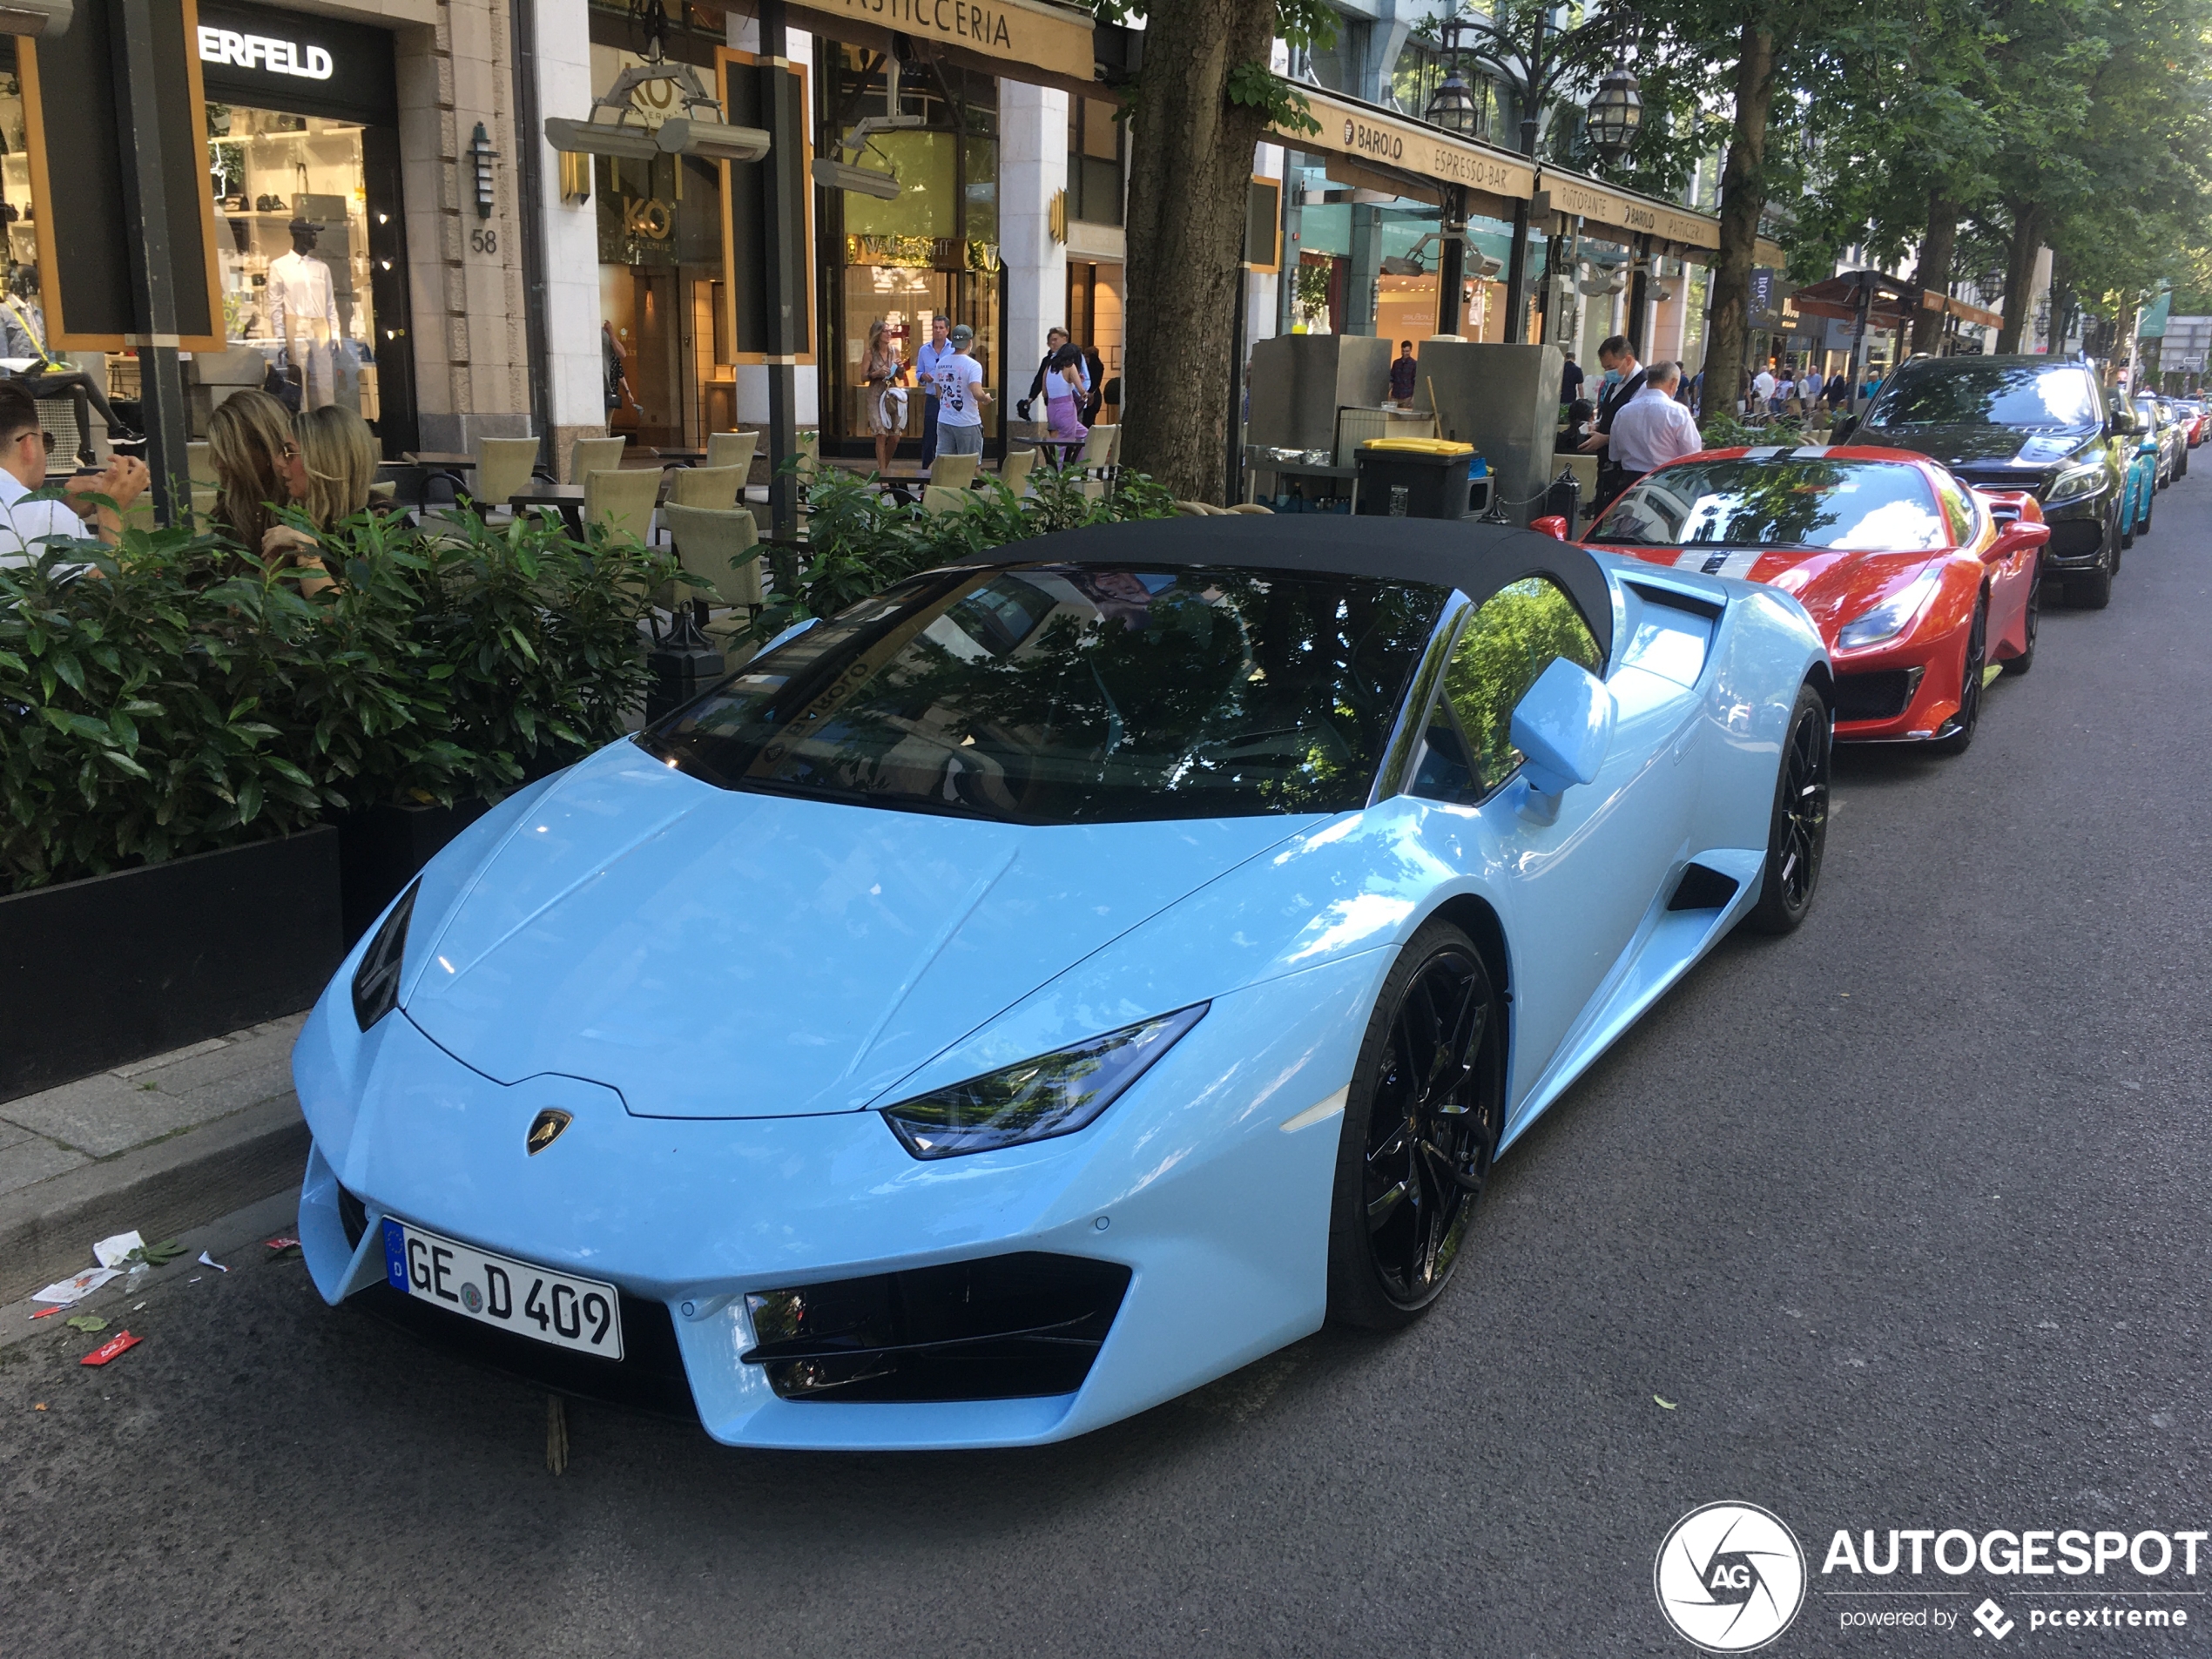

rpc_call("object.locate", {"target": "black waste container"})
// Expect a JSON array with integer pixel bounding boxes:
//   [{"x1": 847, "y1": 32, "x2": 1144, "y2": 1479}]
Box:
[{"x1": 1354, "y1": 441, "x2": 1475, "y2": 518}]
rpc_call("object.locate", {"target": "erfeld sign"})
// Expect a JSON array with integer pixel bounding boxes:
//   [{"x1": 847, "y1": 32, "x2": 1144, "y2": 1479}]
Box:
[
  {"x1": 197, "y1": 24, "x2": 333, "y2": 79},
  {"x1": 1272, "y1": 89, "x2": 1534, "y2": 204},
  {"x1": 793, "y1": 0, "x2": 1095, "y2": 81}
]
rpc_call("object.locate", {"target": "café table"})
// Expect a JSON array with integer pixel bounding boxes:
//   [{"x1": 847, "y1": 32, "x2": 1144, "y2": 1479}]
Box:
[{"x1": 509, "y1": 483, "x2": 586, "y2": 536}]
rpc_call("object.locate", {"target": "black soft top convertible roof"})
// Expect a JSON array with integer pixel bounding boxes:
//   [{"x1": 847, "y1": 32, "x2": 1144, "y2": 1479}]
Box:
[{"x1": 941, "y1": 515, "x2": 1615, "y2": 662}]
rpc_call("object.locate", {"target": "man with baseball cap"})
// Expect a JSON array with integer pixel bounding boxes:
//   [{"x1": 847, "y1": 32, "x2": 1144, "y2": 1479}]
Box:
[{"x1": 927, "y1": 321, "x2": 991, "y2": 463}]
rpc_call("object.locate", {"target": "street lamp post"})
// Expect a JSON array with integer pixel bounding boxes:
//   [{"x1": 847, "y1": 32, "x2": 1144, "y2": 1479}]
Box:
[{"x1": 1425, "y1": 23, "x2": 1480, "y2": 337}]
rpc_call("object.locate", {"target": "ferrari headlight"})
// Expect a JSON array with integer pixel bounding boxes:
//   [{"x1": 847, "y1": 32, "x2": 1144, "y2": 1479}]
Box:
[
  {"x1": 881, "y1": 1004, "x2": 1209, "y2": 1159},
  {"x1": 350, "y1": 880, "x2": 419, "y2": 1031},
  {"x1": 2045, "y1": 460, "x2": 2107, "y2": 504},
  {"x1": 1836, "y1": 570, "x2": 1941, "y2": 652}
]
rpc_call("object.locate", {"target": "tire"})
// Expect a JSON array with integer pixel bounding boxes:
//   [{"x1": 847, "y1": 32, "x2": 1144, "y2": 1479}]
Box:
[
  {"x1": 1326, "y1": 919, "x2": 1506, "y2": 1331},
  {"x1": 2140, "y1": 491, "x2": 2154, "y2": 536},
  {"x1": 1929, "y1": 593, "x2": 1987, "y2": 757},
  {"x1": 2000, "y1": 569, "x2": 2040, "y2": 676},
  {"x1": 2072, "y1": 561, "x2": 2114, "y2": 609},
  {"x1": 1745, "y1": 682, "x2": 1831, "y2": 935}
]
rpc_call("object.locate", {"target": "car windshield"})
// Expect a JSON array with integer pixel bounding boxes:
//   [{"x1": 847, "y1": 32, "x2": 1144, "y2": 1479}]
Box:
[
  {"x1": 1863, "y1": 363, "x2": 2101, "y2": 432},
  {"x1": 641, "y1": 563, "x2": 1449, "y2": 824},
  {"x1": 1587, "y1": 458, "x2": 1950, "y2": 552}
]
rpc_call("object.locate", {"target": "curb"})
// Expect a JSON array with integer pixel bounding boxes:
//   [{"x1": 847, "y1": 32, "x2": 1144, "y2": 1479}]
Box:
[{"x1": 0, "y1": 1096, "x2": 308, "y2": 1305}]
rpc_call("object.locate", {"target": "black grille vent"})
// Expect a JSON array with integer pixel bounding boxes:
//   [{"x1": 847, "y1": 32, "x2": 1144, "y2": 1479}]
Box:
[
  {"x1": 743, "y1": 1252, "x2": 1132, "y2": 1404},
  {"x1": 1834, "y1": 668, "x2": 1921, "y2": 724}
]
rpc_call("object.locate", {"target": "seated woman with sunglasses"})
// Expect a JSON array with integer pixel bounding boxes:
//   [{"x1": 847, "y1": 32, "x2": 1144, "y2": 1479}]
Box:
[
  {"x1": 0, "y1": 381, "x2": 152, "y2": 568},
  {"x1": 260, "y1": 405, "x2": 381, "y2": 594}
]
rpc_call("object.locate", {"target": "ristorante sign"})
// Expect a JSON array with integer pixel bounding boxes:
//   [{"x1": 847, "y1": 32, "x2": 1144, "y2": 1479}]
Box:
[
  {"x1": 1539, "y1": 172, "x2": 1719, "y2": 250},
  {"x1": 792, "y1": 0, "x2": 1095, "y2": 81},
  {"x1": 1271, "y1": 89, "x2": 1536, "y2": 203}
]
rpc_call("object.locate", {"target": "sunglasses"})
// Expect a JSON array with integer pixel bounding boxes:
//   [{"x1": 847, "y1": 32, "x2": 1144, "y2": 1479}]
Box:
[{"x1": 10, "y1": 428, "x2": 53, "y2": 453}]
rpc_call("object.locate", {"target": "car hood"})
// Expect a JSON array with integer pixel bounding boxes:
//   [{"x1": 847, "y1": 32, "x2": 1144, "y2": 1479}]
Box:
[
  {"x1": 1609, "y1": 544, "x2": 1947, "y2": 638},
  {"x1": 400, "y1": 742, "x2": 1325, "y2": 1118},
  {"x1": 1858, "y1": 423, "x2": 2085, "y2": 468}
]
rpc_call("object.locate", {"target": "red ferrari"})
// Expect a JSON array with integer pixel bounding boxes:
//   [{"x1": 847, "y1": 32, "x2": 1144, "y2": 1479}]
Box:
[{"x1": 1540, "y1": 445, "x2": 2049, "y2": 753}]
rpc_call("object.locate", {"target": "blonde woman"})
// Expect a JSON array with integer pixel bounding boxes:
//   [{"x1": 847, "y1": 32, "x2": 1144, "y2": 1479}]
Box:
[
  {"x1": 204, "y1": 388, "x2": 295, "y2": 556},
  {"x1": 265, "y1": 404, "x2": 381, "y2": 591},
  {"x1": 862, "y1": 318, "x2": 907, "y2": 476}
]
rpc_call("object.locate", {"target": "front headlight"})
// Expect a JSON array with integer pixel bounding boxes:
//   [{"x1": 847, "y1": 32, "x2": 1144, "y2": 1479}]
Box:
[
  {"x1": 1836, "y1": 570, "x2": 1942, "y2": 652},
  {"x1": 2045, "y1": 460, "x2": 2107, "y2": 504},
  {"x1": 351, "y1": 880, "x2": 419, "y2": 1031},
  {"x1": 881, "y1": 1004, "x2": 1209, "y2": 1159}
]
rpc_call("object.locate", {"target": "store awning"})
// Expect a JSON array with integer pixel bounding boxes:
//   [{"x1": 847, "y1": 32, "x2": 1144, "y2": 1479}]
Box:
[
  {"x1": 1534, "y1": 165, "x2": 1785, "y2": 268},
  {"x1": 778, "y1": 0, "x2": 1097, "y2": 92},
  {"x1": 1270, "y1": 86, "x2": 1535, "y2": 221},
  {"x1": 1789, "y1": 271, "x2": 2001, "y2": 332}
]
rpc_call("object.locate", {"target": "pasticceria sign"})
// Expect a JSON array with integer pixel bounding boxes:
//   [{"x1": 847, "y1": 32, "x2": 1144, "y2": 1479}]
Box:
[
  {"x1": 792, "y1": 0, "x2": 1095, "y2": 82},
  {"x1": 846, "y1": 234, "x2": 1003, "y2": 273}
]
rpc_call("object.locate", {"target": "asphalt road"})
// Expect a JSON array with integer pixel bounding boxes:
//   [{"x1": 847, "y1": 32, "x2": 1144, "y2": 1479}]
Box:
[{"x1": 5, "y1": 473, "x2": 2210, "y2": 1659}]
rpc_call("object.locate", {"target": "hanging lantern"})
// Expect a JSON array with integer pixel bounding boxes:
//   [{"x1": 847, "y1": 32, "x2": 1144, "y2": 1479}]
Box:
[
  {"x1": 1426, "y1": 64, "x2": 1480, "y2": 135},
  {"x1": 1586, "y1": 69, "x2": 1642, "y2": 162}
]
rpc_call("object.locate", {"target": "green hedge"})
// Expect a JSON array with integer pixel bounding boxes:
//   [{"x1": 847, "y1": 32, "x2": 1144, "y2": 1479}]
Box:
[{"x1": 0, "y1": 511, "x2": 673, "y2": 892}]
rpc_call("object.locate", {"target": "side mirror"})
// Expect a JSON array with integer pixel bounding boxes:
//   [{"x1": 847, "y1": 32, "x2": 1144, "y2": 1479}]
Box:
[
  {"x1": 1986, "y1": 519, "x2": 2050, "y2": 563},
  {"x1": 1510, "y1": 658, "x2": 1615, "y2": 825},
  {"x1": 1830, "y1": 414, "x2": 1859, "y2": 442},
  {"x1": 1529, "y1": 514, "x2": 1572, "y2": 542}
]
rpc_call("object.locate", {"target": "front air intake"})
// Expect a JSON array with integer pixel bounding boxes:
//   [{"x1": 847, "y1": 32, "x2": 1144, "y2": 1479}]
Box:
[{"x1": 742, "y1": 1252, "x2": 1132, "y2": 1403}]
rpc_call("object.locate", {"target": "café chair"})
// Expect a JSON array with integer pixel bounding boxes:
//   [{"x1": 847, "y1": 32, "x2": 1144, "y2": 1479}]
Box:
[
  {"x1": 568, "y1": 435, "x2": 626, "y2": 484},
  {"x1": 669, "y1": 464, "x2": 745, "y2": 511},
  {"x1": 583, "y1": 465, "x2": 664, "y2": 544},
  {"x1": 664, "y1": 503, "x2": 765, "y2": 655},
  {"x1": 706, "y1": 430, "x2": 759, "y2": 474},
  {"x1": 928, "y1": 451, "x2": 980, "y2": 491}
]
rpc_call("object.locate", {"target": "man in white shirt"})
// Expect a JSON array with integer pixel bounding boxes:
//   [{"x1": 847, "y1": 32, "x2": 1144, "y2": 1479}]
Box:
[
  {"x1": 1750, "y1": 362, "x2": 1777, "y2": 411},
  {"x1": 1608, "y1": 361, "x2": 1705, "y2": 483},
  {"x1": 929, "y1": 322, "x2": 991, "y2": 462},
  {"x1": 1799, "y1": 364, "x2": 1824, "y2": 408},
  {"x1": 0, "y1": 381, "x2": 149, "y2": 568}
]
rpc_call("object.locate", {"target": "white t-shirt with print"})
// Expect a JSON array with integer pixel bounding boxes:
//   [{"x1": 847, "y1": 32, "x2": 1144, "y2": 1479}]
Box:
[
  {"x1": 931, "y1": 353, "x2": 985, "y2": 427},
  {"x1": 0, "y1": 468, "x2": 84, "y2": 568}
]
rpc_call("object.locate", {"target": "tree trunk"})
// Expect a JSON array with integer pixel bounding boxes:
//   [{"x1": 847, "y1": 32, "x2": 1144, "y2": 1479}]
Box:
[
  {"x1": 1907, "y1": 192, "x2": 1958, "y2": 356},
  {"x1": 1120, "y1": 0, "x2": 1276, "y2": 502},
  {"x1": 1702, "y1": 19, "x2": 1777, "y2": 424},
  {"x1": 1995, "y1": 199, "x2": 2044, "y2": 354}
]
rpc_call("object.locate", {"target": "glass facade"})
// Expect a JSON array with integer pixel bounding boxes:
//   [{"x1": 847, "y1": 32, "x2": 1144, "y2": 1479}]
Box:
[{"x1": 821, "y1": 47, "x2": 1002, "y2": 458}]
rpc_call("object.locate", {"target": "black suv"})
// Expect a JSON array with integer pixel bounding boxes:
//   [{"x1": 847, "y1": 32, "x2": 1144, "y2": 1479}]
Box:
[{"x1": 1841, "y1": 354, "x2": 2134, "y2": 607}]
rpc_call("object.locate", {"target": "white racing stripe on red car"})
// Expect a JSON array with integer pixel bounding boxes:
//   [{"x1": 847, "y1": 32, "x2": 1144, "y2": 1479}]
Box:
[{"x1": 1670, "y1": 548, "x2": 1766, "y2": 579}]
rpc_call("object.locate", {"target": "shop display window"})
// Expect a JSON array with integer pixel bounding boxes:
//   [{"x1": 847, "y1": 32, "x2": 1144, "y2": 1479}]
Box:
[
  {"x1": 207, "y1": 103, "x2": 381, "y2": 420},
  {"x1": 0, "y1": 48, "x2": 46, "y2": 359}
]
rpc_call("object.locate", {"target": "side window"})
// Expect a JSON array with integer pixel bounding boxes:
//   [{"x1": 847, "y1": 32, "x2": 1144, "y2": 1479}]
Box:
[
  {"x1": 1932, "y1": 474, "x2": 1976, "y2": 544},
  {"x1": 1411, "y1": 577, "x2": 1604, "y2": 805}
]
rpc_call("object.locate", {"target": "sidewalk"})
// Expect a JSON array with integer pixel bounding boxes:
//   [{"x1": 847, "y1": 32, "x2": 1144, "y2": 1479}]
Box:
[{"x1": 0, "y1": 1015, "x2": 310, "y2": 1305}]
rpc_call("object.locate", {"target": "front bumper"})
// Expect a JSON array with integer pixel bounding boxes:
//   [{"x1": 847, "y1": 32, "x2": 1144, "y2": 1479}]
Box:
[
  {"x1": 1829, "y1": 633, "x2": 1968, "y2": 743},
  {"x1": 293, "y1": 960, "x2": 1372, "y2": 1450}
]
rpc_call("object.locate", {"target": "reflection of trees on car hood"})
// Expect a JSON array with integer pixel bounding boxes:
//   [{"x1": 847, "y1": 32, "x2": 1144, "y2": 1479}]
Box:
[{"x1": 1595, "y1": 460, "x2": 1947, "y2": 553}]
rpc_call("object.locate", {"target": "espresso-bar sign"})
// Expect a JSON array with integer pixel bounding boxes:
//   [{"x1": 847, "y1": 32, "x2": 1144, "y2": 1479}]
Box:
[{"x1": 1272, "y1": 90, "x2": 1534, "y2": 201}]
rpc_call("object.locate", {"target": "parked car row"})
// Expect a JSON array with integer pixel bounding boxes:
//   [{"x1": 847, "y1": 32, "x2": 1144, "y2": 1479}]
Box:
[{"x1": 1536, "y1": 353, "x2": 2179, "y2": 758}]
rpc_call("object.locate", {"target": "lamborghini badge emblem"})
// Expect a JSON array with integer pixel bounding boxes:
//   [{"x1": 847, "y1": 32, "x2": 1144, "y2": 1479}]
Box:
[{"x1": 526, "y1": 1109, "x2": 573, "y2": 1156}]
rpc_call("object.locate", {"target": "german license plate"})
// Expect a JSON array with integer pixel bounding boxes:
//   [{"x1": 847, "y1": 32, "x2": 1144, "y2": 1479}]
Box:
[{"x1": 381, "y1": 1218, "x2": 624, "y2": 1359}]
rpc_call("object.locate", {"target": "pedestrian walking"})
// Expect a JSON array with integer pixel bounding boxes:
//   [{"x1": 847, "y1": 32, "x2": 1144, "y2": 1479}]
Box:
[
  {"x1": 1752, "y1": 361, "x2": 1777, "y2": 412},
  {"x1": 1042, "y1": 343, "x2": 1089, "y2": 464},
  {"x1": 1022, "y1": 327, "x2": 1089, "y2": 421},
  {"x1": 1799, "y1": 363, "x2": 1824, "y2": 408},
  {"x1": 861, "y1": 319, "x2": 908, "y2": 478},
  {"x1": 1608, "y1": 361, "x2": 1703, "y2": 489},
  {"x1": 1579, "y1": 334, "x2": 1647, "y2": 508},
  {"x1": 927, "y1": 322, "x2": 990, "y2": 464},
  {"x1": 1080, "y1": 344, "x2": 1106, "y2": 425},
  {"x1": 1561, "y1": 351, "x2": 1586, "y2": 407},
  {"x1": 914, "y1": 314, "x2": 952, "y2": 469}
]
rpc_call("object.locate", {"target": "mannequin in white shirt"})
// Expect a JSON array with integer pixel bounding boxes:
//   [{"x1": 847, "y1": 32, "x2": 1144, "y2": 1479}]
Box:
[{"x1": 268, "y1": 219, "x2": 341, "y2": 409}]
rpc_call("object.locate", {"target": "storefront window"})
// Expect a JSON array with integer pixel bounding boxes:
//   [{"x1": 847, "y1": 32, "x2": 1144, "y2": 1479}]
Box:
[
  {"x1": 823, "y1": 46, "x2": 1002, "y2": 457},
  {"x1": 593, "y1": 43, "x2": 734, "y2": 447},
  {"x1": 207, "y1": 105, "x2": 380, "y2": 420},
  {"x1": 0, "y1": 46, "x2": 44, "y2": 356},
  {"x1": 1066, "y1": 98, "x2": 1121, "y2": 227}
]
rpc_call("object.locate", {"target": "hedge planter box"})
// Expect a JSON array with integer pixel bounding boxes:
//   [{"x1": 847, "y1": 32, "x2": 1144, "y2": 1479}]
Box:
[
  {"x1": 337, "y1": 799, "x2": 489, "y2": 948},
  {"x1": 0, "y1": 828, "x2": 342, "y2": 1105}
]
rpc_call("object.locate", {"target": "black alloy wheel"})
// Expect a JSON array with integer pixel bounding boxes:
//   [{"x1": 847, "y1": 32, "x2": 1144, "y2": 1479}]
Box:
[
  {"x1": 1327, "y1": 920, "x2": 1506, "y2": 1329},
  {"x1": 2000, "y1": 570, "x2": 2040, "y2": 677},
  {"x1": 1931, "y1": 593, "x2": 1987, "y2": 757},
  {"x1": 1746, "y1": 681, "x2": 1831, "y2": 934}
]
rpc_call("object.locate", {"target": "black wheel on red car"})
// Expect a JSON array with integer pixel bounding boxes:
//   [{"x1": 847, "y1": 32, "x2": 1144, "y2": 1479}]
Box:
[
  {"x1": 1930, "y1": 593, "x2": 1987, "y2": 757},
  {"x1": 1327, "y1": 919, "x2": 1505, "y2": 1331},
  {"x1": 2001, "y1": 570, "x2": 2040, "y2": 677},
  {"x1": 1745, "y1": 682, "x2": 1831, "y2": 936}
]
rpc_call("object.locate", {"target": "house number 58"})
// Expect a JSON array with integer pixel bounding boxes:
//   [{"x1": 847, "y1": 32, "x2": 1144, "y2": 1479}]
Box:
[{"x1": 470, "y1": 227, "x2": 498, "y2": 254}]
